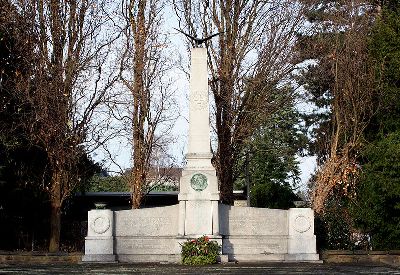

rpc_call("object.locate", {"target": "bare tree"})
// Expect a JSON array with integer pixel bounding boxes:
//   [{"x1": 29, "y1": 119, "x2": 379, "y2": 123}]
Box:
[
  {"x1": 299, "y1": 0, "x2": 380, "y2": 212},
  {"x1": 119, "y1": 0, "x2": 178, "y2": 208},
  {"x1": 173, "y1": 0, "x2": 305, "y2": 204},
  {"x1": 7, "y1": 0, "x2": 118, "y2": 252}
]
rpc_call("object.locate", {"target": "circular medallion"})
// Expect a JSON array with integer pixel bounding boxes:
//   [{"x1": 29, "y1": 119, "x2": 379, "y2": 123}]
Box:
[
  {"x1": 293, "y1": 215, "x2": 311, "y2": 233},
  {"x1": 91, "y1": 215, "x2": 110, "y2": 234},
  {"x1": 190, "y1": 173, "x2": 208, "y2": 191}
]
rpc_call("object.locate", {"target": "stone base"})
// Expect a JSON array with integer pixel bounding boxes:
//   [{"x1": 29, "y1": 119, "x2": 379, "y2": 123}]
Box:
[
  {"x1": 228, "y1": 253, "x2": 286, "y2": 262},
  {"x1": 115, "y1": 253, "x2": 231, "y2": 264},
  {"x1": 114, "y1": 235, "x2": 224, "y2": 263},
  {"x1": 284, "y1": 253, "x2": 321, "y2": 262},
  {"x1": 218, "y1": 254, "x2": 229, "y2": 263},
  {"x1": 226, "y1": 253, "x2": 321, "y2": 263},
  {"x1": 81, "y1": 254, "x2": 117, "y2": 263},
  {"x1": 114, "y1": 236, "x2": 181, "y2": 255},
  {"x1": 117, "y1": 254, "x2": 181, "y2": 263},
  {"x1": 84, "y1": 236, "x2": 113, "y2": 255},
  {"x1": 287, "y1": 236, "x2": 317, "y2": 254},
  {"x1": 222, "y1": 236, "x2": 287, "y2": 255}
]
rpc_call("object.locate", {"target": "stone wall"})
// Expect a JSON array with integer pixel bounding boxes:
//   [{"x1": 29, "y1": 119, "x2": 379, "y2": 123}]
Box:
[
  {"x1": 321, "y1": 250, "x2": 400, "y2": 267},
  {"x1": 114, "y1": 205, "x2": 178, "y2": 236},
  {"x1": 113, "y1": 205, "x2": 181, "y2": 260},
  {"x1": 0, "y1": 252, "x2": 82, "y2": 264},
  {"x1": 82, "y1": 205, "x2": 320, "y2": 263},
  {"x1": 219, "y1": 204, "x2": 288, "y2": 236},
  {"x1": 219, "y1": 205, "x2": 319, "y2": 262}
]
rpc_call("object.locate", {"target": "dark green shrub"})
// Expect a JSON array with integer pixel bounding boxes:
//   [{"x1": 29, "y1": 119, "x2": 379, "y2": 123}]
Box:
[
  {"x1": 181, "y1": 236, "x2": 220, "y2": 265},
  {"x1": 250, "y1": 181, "x2": 299, "y2": 209},
  {"x1": 315, "y1": 193, "x2": 352, "y2": 250},
  {"x1": 350, "y1": 131, "x2": 400, "y2": 249}
]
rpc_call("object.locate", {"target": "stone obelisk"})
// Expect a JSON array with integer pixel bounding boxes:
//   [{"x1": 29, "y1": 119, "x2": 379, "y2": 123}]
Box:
[{"x1": 178, "y1": 48, "x2": 220, "y2": 237}]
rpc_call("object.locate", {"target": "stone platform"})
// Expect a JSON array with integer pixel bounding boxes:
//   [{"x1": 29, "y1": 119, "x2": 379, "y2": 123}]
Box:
[{"x1": 82, "y1": 204, "x2": 319, "y2": 263}]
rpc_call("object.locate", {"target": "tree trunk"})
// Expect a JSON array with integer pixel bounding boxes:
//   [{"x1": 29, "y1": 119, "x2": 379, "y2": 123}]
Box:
[
  {"x1": 130, "y1": 0, "x2": 147, "y2": 209},
  {"x1": 218, "y1": 152, "x2": 234, "y2": 205},
  {"x1": 215, "y1": 70, "x2": 235, "y2": 205},
  {"x1": 131, "y1": 165, "x2": 144, "y2": 209},
  {"x1": 216, "y1": 98, "x2": 235, "y2": 204},
  {"x1": 49, "y1": 202, "x2": 61, "y2": 252},
  {"x1": 48, "y1": 171, "x2": 62, "y2": 253}
]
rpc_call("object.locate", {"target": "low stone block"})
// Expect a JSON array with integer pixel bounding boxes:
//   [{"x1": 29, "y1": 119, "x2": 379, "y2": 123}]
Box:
[
  {"x1": 222, "y1": 236, "x2": 288, "y2": 255},
  {"x1": 218, "y1": 254, "x2": 229, "y2": 263},
  {"x1": 284, "y1": 253, "x2": 321, "y2": 262},
  {"x1": 114, "y1": 236, "x2": 181, "y2": 255},
  {"x1": 228, "y1": 253, "x2": 286, "y2": 262},
  {"x1": 84, "y1": 236, "x2": 113, "y2": 255},
  {"x1": 81, "y1": 254, "x2": 116, "y2": 263},
  {"x1": 117, "y1": 254, "x2": 181, "y2": 263},
  {"x1": 287, "y1": 236, "x2": 317, "y2": 254}
]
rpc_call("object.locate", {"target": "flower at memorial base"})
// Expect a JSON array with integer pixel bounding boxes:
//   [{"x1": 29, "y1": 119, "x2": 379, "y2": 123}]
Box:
[{"x1": 181, "y1": 235, "x2": 220, "y2": 265}]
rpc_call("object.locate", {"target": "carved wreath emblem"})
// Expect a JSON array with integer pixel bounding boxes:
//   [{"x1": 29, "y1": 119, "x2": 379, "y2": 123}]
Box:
[
  {"x1": 293, "y1": 215, "x2": 311, "y2": 233},
  {"x1": 90, "y1": 215, "x2": 110, "y2": 234}
]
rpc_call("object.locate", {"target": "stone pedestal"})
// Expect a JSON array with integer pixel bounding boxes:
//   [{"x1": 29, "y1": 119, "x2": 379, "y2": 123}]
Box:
[
  {"x1": 286, "y1": 208, "x2": 319, "y2": 261},
  {"x1": 82, "y1": 209, "x2": 116, "y2": 262}
]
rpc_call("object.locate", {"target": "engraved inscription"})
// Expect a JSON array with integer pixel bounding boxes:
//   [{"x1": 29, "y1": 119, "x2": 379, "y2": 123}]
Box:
[
  {"x1": 192, "y1": 92, "x2": 207, "y2": 110},
  {"x1": 224, "y1": 209, "x2": 288, "y2": 236},
  {"x1": 115, "y1": 214, "x2": 178, "y2": 236},
  {"x1": 228, "y1": 217, "x2": 266, "y2": 234}
]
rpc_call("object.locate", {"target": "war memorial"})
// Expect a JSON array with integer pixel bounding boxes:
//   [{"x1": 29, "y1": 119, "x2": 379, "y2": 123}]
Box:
[{"x1": 82, "y1": 47, "x2": 319, "y2": 263}]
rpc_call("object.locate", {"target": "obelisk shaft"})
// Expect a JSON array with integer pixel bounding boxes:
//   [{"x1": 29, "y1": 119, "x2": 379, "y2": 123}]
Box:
[{"x1": 187, "y1": 48, "x2": 211, "y2": 156}]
